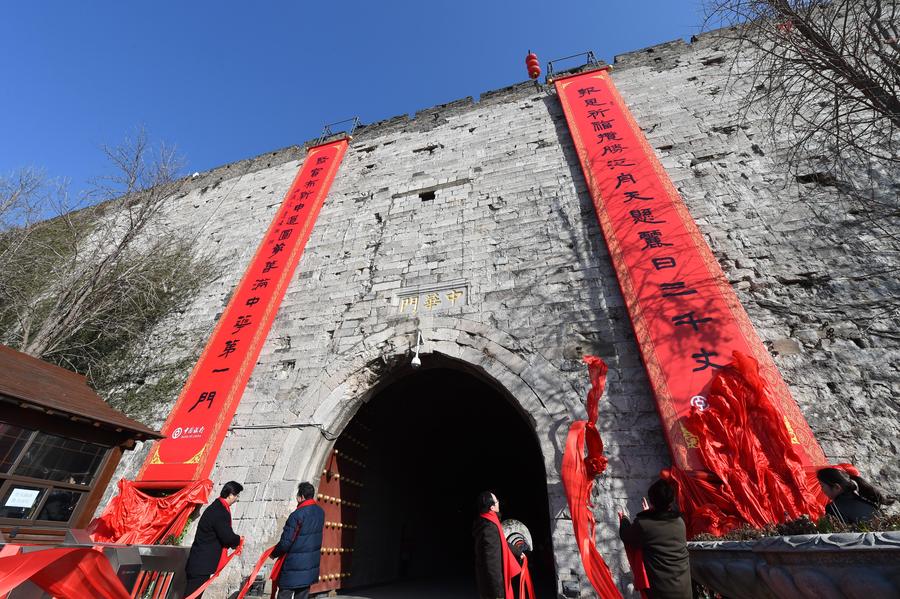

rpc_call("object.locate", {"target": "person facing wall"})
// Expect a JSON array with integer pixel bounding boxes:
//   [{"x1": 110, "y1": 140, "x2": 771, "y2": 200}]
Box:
[
  {"x1": 619, "y1": 479, "x2": 691, "y2": 599},
  {"x1": 184, "y1": 481, "x2": 244, "y2": 599},
  {"x1": 270, "y1": 481, "x2": 325, "y2": 599}
]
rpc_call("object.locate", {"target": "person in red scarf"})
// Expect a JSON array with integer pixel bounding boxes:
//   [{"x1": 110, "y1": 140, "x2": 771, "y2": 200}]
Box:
[
  {"x1": 472, "y1": 491, "x2": 524, "y2": 599},
  {"x1": 184, "y1": 481, "x2": 244, "y2": 598},
  {"x1": 269, "y1": 482, "x2": 325, "y2": 599}
]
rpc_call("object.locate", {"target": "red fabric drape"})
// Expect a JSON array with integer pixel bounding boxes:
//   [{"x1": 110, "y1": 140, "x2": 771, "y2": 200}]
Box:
[
  {"x1": 561, "y1": 355, "x2": 624, "y2": 599},
  {"x1": 88, "y1": 478, "x2": 212, "y2": 544},
  {"x1": 0, "y1": 547, "x2": 130, "y2": 599},
  {"x1": 0, "y1": 528, "x2": 243, "y2": 599},
  {"x1": 666, "y1": 351, "x2": 826, "y2": 537},
  {"x1": 0, "y1": 541, "x2": 243, "y2": 599}
]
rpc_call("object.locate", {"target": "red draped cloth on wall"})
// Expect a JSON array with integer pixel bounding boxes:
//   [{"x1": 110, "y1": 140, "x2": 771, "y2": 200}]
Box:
[
  {"x1": 88, "y1": 478, "x2": 212, "y2": 544},
  {"x1": 664, "y1": 351, "x2": 826, "y2": 537},
  {"x1": 552, "y1": 67, "x2": 834, "y2": 541},
  {"x1": 0, "y1": 541, "x2": 243, "y2": 599},
  {"x1": 561, "y1": 356, "x2": 624, "y2": 599}
]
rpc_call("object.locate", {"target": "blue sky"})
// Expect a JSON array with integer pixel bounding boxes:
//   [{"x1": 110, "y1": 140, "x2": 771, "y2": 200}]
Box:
[{"x1": 1, "y1": 1, "x2": 703, "y2": 196}]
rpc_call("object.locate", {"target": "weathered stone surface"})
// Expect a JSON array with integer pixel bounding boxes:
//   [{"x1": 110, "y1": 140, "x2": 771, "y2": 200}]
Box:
[{"x1": 98, "y1": 28, "x2": 899, "y2": 599}]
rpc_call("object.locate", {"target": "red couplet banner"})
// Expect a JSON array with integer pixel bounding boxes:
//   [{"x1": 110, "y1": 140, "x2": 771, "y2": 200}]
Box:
[
  {"x1": 138, "y1": 139, "x2": 349, "y2": 484},
  {"x1": 553, "y1": 69, "x2": 825, "y2": 472}
]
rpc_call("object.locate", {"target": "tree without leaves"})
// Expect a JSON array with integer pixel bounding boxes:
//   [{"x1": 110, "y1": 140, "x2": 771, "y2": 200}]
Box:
[
  {"x1": 704, "y1": 1, "x2": 899, "y2": 202},
  {"x1": 0, "y1": 131, "x2": 213, "y2": 402},
  {"x1": 0, "y1": 168, "x2": 47, "y2": 266},
  {"x1": 703, "y1": 0, "x2": 900, "y2": 333}
]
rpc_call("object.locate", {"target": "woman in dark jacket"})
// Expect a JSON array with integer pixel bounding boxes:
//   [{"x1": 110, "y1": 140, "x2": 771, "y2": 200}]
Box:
[
  {"x1": 816, "y1": 467, "x2": 893, "y2": 524},
  {"x1": 271, "y1": 482, "x2": 325, "y2": 599},
  {"x1": 619, "y1": 479, "x2": 691, "y2": 599}
]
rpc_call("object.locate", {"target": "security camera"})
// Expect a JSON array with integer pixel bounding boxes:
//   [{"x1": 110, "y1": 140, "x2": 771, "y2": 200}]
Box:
[{"x1": 411, "y1": 331, "x2": 422, "y2": 368}]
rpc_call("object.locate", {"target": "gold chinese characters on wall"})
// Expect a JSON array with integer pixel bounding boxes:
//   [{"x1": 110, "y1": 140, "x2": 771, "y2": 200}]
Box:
[{"x1": 395, "y1": 281, "x2": 468, "y2": 314}]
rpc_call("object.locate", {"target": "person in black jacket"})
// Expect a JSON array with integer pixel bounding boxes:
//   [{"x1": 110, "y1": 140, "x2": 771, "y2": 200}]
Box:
[
  {"x1": 184, "y1": 481, "x2": 244, "y2": 598},
  {"x1": 817, "y1": 467, "x2": 893, "y2": 524},
  {"x1": 619, "y1": 479, "x2": 691, "y2": 599},
  {"x1": 270, "y1": 481, "x2": 325, "y2": 599},
  {"x1": 472, "y1": 491, "x2": 523, "y2": 599}
]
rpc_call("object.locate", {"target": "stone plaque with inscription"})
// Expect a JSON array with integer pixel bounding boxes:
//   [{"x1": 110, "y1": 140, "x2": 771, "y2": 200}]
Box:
[{"x1": 395, "y1": 281, "x2": 468, "y2": 315}]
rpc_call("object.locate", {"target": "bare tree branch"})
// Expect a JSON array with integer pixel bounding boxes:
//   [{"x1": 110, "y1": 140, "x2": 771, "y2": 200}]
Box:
[
  {"x1": 0, "y1": 130, "x2": 213, "y2": 406},
  {"x1": 705, "y1": 0, "x2": 899, "y2": 176}
]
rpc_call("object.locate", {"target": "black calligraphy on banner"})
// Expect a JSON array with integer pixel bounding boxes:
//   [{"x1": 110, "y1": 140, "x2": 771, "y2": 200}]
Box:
[
  {"x1": 555, "y1": 68, "x2": 827, "y2": 473},
  {"x1": 136, "y1": 139, "x2": 349, "y2": 485},
  {"x1": 569, "y1": 71, "x2": 726, "y2": 389}
]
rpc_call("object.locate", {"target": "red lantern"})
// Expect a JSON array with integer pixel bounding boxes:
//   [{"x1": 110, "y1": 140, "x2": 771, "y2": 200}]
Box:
[{"x1": 525, "y1": 51, "x2": 541, "y2": 80}]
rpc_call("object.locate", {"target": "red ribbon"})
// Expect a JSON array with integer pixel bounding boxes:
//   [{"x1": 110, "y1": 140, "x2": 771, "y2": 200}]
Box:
[
  {"x1": 182, "y1": 537, "x2": 244, "y2": 599},
  {"x1": 561, "y1": 356, "x2": 623, "y2": 599},
  {"x1": 618, "y1": 513, "x2": 650, "y2": 597},
  {"x1": 518, "y1": 554, "x2": 535, "y2": 599},
  {"x1": 0, "y1": 529, "x2": 242, "y2": 599},
  {"x1": 0, "y1": 546, "x2": 131, "y2": 599},
  {"x1": 234, "y1": 546, "x2": 276, "y2": 599}
]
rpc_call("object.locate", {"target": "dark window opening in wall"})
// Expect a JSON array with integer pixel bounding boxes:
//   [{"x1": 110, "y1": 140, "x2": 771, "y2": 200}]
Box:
[{"x1": 419, "y1": 190, "x2": 435, "y2": 201}]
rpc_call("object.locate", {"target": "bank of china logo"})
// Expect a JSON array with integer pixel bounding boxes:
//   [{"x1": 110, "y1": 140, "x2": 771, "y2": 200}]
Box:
[
  {"x1": 172, "y1": 427, "x2": 183, "y2": 439},
  {"x1": 690, "y1": 396, "x2": 709, "y2": 411}
]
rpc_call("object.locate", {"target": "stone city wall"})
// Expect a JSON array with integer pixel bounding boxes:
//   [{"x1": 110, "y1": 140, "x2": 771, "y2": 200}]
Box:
[{"x1": 101, "y1": 27, "x2": 899, "y2": 598}]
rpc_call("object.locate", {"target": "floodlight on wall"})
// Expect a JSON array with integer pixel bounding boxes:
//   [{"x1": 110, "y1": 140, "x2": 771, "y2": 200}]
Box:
[{"x1": 411, "y1": 331, "x2": 422, "y2": 369}]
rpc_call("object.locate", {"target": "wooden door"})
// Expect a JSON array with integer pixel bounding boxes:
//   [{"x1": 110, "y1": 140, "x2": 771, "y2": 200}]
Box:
[{"x1": 311, "y1": 422, "x2": 369, "y2": 593}]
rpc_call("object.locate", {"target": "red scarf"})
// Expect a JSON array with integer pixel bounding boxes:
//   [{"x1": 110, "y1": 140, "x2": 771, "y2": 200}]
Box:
[
  {"x1": 270, "y1": 499, "x2": 317, "y2": 597},
  {"x1": 479, "y1": 511, "x2": 521, "y2": 598}
]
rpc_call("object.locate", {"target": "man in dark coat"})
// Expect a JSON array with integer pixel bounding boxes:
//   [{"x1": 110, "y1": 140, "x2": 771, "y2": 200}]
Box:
[
  {"x1": 184, "y1": 481, "x2": 244, "y2": 598},
  {"x1": 619, "y1": 479, "x2": 692, "y2": 599},
  {"x1": 270, "y1": 481, "x2": 325, "y2": 599},
  {"x1": 472, "y1": 491, "x2": 523, "y2": 599}
]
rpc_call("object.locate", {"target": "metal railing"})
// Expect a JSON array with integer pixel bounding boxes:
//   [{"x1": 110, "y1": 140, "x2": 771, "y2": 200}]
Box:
[
  {"x1": 545, "y1": 50, "x2": 601, "y2": 80},
  {"x1": 315, "y1": 117, "x2": 361, "y2": 144}
]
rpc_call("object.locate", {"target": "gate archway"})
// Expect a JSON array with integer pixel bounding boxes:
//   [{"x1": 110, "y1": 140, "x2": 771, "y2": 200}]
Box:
[{"x1": 313, "y1": 353, "x2": 557, "y2": 597}]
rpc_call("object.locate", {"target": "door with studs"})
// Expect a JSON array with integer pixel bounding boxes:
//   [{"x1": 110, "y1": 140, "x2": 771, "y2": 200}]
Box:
[{"x1": 310, "y1": 422, "x2": 369, "y2": 593}]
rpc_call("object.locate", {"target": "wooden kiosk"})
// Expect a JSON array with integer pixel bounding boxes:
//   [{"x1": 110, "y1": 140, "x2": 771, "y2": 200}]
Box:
[{"x1": 0, "y1": 344, "x2": 160, "y2": 544}]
